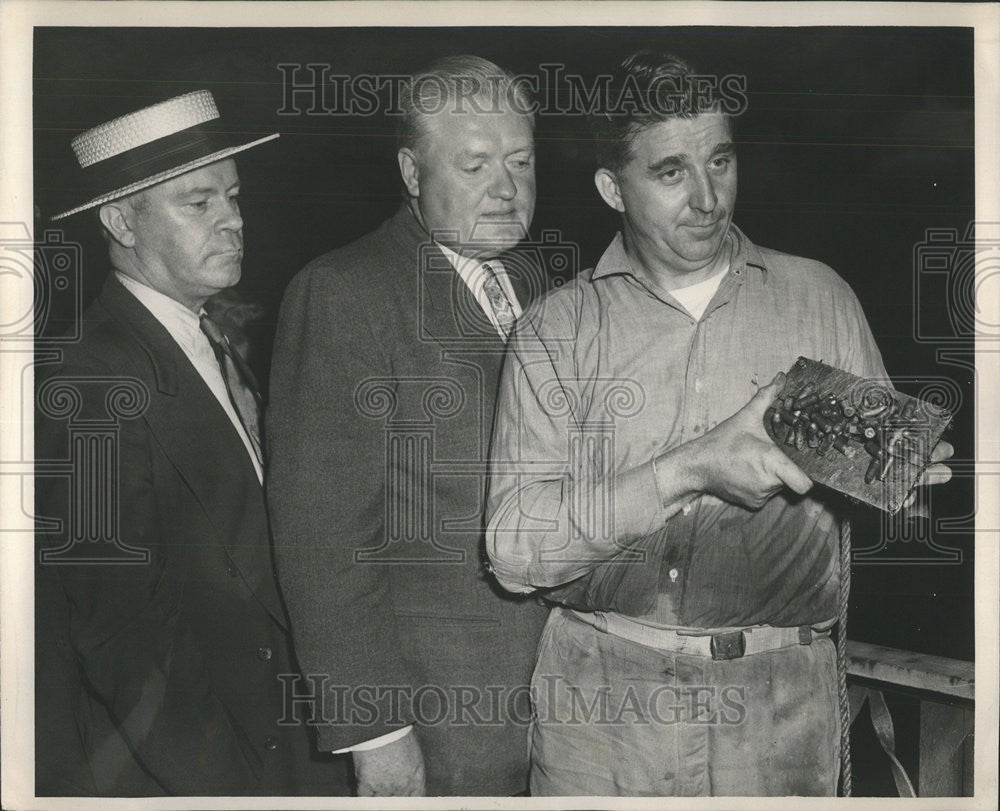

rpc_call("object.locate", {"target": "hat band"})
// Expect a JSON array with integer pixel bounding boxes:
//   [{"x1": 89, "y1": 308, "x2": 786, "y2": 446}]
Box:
[{"x1": 80, "y1": 121, "x2": 234, "y2": 201}]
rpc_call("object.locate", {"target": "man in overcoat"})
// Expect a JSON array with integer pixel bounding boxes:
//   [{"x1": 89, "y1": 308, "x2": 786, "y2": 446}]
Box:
[{"x1": 266, "y1": 56, "x2": 549, "y2": 796}]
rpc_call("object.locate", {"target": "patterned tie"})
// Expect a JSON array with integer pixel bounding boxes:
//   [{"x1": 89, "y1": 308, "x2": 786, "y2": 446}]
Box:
[
  {"x1": 481, "y1": 260, "x2": 517, "y2": 340},
  {"x1": 199, "y1": 313, "x2": 264, "y2": 467}
]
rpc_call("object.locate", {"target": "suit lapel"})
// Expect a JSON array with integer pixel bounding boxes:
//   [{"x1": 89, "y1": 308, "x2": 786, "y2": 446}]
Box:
[
  {"x1": 388, "y1": 215, "x2": 505, "y2": 427},
  {"x1": 420, "y1": 257, "x2": 506, "y2": 346},
  {"x1": 98, "y1": 277, "x2": 288, "y2": 629},
  {"x1": 385, "y1": 208, "x2": 550, "y2": 420}
]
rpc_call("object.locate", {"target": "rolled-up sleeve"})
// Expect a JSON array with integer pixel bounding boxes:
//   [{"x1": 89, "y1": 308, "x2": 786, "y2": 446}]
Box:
[{"x1": 485, "y1": 310, "x2": 668, "y2": 593}]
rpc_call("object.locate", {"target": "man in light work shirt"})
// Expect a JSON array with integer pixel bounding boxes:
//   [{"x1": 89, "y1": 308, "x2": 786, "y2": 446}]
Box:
[{"x1": 485, "y1": 51, "x2": 953, "y2": 796}]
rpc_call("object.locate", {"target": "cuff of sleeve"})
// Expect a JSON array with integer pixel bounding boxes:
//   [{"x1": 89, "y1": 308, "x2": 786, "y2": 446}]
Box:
[
  {"x1": 491, "y1": 570, "x2": 535, "y2": 594},
  {"x1": 613, "y1": 459, "x2": 668, "y2": 540},
  {"x1": 330, "y1": 725, "x2": 413, "y2": 754}
]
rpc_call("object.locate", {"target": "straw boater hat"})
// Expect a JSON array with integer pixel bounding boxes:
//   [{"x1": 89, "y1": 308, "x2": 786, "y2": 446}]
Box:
[{"x1": 53, "y1": 90, "x2": 279, "y2": 220}]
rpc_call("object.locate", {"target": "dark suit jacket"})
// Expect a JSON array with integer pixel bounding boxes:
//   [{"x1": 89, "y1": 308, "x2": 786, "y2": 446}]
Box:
[
  {"x1": 266, "y1": 206, "x2": 550, "y2": 796},
  {"x1": 34, "y1": 275, "x2": 349, "y2": 796}
]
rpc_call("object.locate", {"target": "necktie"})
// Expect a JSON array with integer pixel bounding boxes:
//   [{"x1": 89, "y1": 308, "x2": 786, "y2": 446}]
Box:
[
  {"x1": 199, "y1": 314, "x2": 264, "y2": 467},
  {"x1": 481, "y1": 260, "x2": 517, "y2": 340}
]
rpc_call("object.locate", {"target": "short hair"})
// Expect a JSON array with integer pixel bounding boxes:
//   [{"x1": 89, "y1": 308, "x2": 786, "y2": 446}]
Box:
[
  {"x1": 591, "y1": 50, "x2": 732, "y2": 174},
  {"x1": 396, "y1": 55, "x2": 534, "y2": 152}
]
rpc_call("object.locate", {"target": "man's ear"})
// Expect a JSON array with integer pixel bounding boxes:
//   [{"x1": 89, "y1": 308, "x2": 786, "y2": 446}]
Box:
[
  {"x1": 98, "y1": 202, "x2": 137, "y2": 248},
  {"x1": 397, "y1": 148, "x2": 420, "y2": 198},
  {"x1": 594, "y1": 168, "x2": 625, "y2": 213}
]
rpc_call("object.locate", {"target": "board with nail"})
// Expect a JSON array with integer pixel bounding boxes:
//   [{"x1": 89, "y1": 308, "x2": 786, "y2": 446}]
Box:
[{"x1": 763, "y1": 357, "x2": 952, "y2": 514}]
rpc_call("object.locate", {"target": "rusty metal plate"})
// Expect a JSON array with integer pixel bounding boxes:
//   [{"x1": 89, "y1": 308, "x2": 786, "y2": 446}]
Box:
[{"x1": 764, "y1": 357, "x2": 952, "y2": 514}]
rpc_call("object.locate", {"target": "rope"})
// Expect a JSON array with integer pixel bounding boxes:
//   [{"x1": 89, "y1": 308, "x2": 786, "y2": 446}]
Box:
[{"x1": 838, "y1": 516, "x2": 853, "y2": 797}]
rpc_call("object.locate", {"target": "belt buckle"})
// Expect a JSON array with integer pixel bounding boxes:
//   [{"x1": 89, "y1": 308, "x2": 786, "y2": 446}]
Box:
[{"x1": 710, "y1": 630, "x2": 746, "y2": 660}]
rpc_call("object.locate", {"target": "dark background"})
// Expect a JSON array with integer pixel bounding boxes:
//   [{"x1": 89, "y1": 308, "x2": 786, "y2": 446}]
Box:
[{"x1": 34, "y1": 29, "x2": 975, "y2": 784}]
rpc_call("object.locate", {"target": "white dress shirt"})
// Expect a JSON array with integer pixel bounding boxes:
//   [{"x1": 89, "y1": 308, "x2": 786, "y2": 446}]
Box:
[
  {"x1": 115, "y1": 272, "x2": 263, "y2": 484},
  {"x1": 436, "y1": 242, "x2": 523, "y2": 338}
]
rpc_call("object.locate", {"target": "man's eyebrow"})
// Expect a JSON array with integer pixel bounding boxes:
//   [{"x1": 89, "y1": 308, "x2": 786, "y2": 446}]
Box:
[
  {"x1": 177, "y1": 186, "x2": 216, "y2": 197},
  {"x1": 176, "y1": 181, "x2": 240, "y2": 197},
  {"x1": 647, "y1": 142, "x2": 736, "y2": 173},
  {"x1": 647, "y1": 154, "x2": 686, "y2": 173}
]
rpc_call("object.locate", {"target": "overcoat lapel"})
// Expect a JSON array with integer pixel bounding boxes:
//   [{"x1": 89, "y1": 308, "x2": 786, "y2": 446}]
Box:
[
  {"x1": 385, "y1": 208, "x2": 513, "y2": 421},
  {"x1": 97, "y1": 277, "x2": 287, "y2": 628}
]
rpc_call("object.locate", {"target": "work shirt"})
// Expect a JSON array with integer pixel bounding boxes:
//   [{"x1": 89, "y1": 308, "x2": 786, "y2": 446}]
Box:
[{"x1": 486, "y1": 225, "x2": 887, "y2": 630}]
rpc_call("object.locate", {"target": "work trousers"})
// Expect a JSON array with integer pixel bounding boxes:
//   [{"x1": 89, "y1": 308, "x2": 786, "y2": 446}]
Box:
[{"x1": 529, "y1": 607, "x2": 840, "y2": 796}]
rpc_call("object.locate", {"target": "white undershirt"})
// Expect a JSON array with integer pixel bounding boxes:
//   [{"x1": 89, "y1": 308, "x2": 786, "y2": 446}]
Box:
[
  {"x1": 669, "y1": 263, "x2": 730, "y2": 321},
  {"x1": 115, "y1": 272, "x2": 263, "y2": 484}
]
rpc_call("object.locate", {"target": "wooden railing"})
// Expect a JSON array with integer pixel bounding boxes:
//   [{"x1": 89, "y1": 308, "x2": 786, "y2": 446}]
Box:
[{"x1": 847, "y1": 640, "x2": 974, "y2": 797}]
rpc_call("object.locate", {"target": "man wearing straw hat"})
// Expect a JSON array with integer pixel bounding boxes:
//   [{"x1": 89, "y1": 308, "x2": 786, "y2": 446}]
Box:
[{"x1": 34, "y1": 91, "x2": 348, "y2": 796}]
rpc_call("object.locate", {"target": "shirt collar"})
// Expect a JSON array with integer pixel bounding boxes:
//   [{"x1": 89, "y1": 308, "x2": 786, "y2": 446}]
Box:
[
  {"x1": 434, "y1": 240, "x2": 515, "y2": 308},
  {"x1": 592, "y1": 224, "x2": 768, "y2": 285},
  {"x1": 114, "y1": 271, "x2": 207, "y2": 355},
  {"x1": 435, "y1": 241, "x2": 478, "y2": 275},
  {"x1": 434, "y1": 240, "x2": 507, "y2": 278}
]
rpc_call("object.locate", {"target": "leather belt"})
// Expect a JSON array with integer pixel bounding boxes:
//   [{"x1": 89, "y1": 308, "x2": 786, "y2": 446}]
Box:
[{"x1": 572, "y1": 609, "x2": 827, "y2": 661}]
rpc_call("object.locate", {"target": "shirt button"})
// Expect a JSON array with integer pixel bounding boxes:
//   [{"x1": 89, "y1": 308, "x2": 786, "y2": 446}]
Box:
[
  {"x1": 694, "y1": 379, "x2": 702, "y2": 393},
  {"x1": 227, "y1": 565, "x2": 238, "y2": 578},
  {"x1": 669, "y1": 568, "x2": 680, "y2": 582},
  {"x1": 257, "y1": 646, "x2": 273, "y2": 661},
  {"x1": 692, "y1": 425, "x2": 702, "y2": 434},
  {"x1": 264, "y1": 735, "x2": 278, "y2": 751}
]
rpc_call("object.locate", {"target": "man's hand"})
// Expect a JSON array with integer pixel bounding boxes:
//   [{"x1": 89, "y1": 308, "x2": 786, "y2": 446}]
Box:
[
  {"x1": 353, "y1": 729, "x2": 426, "y2": 796},
  {"x1": 918, "y1": 439, "x2": 955, "y2": 487},
  {"x1": 681, "y1": 372, "x2": 813, "y2": 510},
  {"x1": 901, "y1": 439, "x2": 955, "y2": 514}
]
